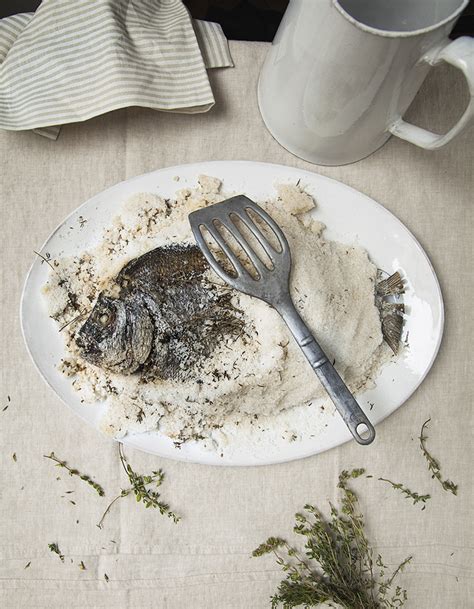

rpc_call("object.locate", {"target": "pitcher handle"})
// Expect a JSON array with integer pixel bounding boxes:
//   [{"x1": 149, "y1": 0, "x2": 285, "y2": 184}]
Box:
[{"x1": 389, "y1": 37, "x2": 474, "y2": 149}]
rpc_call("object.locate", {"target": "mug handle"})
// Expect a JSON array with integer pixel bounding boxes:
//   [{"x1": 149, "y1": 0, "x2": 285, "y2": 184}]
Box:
[{"x1": 389, "y1": 36, "x2": 474, "y2": 149}]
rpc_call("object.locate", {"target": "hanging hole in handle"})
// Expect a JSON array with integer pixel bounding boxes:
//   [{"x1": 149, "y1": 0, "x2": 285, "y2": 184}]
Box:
[{"x1": 355, "y1": 422, "x2": 375, "y2": 444}]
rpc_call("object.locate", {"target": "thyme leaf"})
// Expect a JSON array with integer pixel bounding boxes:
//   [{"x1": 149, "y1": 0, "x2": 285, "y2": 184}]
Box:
[
  {"x1": 48, "y1": 543, "x2": 64, "y2": 562},
  {"x1": 254, "y1": 469, "x2": 411, "y2": 609},
  {"x1": 378, "y1": 478, "x2": 431, "y2": 509},
  {"x1": 97, "y1": 443, "x2": 180, "y2": 529},
  {"x1": 419, "y1": 418, "x2": 458, "y2": 495},
  {"x1": 3, "y1": 395, "x2": 11, "y2": 411},
  {"x1": 43, "y1": 452, "x2": 105, "y2": 497}
]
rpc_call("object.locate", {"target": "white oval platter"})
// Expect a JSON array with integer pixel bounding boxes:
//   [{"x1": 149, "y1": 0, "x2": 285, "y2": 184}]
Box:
[{"x1": 21, "y1": 161, "x2": 444, "y2": 466}]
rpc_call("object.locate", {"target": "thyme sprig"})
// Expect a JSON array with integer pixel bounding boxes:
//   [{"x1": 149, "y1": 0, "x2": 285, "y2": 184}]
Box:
[
  {"x1": 97, "y1": 444, "x2": 180, "y2": 529},
  {"x1": 34, "y1": 250, "x2": 56, "y2": 272},
  {"x1": 419, "y1": 418, "x2": 458, "y2": 495},
  {"x1": 378, "y1": 478, "x2": 431, "y2": 509},
  {"x1": 253, "y1": 469, "x2": 411, "y2": 609},
  {"x1": 44, "y1": 452, "x2": 105, "y2": 497}
]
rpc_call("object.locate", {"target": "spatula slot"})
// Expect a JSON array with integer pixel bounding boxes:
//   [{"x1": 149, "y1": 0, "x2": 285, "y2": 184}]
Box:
[
  {"x1": 228, "y1": 212, "x2": 275, "y2": 271},
  {"x1": 212, "y1": 218, "x2": 261, "y2": 280},
  {"x1": 197, "y1": 224, "x2": 239, "y2": 279},
  {"x1": 244, "y1": 206, "x2": 283, "y2": 254}
]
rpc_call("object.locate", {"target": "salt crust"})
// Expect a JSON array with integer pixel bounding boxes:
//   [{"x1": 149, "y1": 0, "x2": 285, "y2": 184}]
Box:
[{"x1": 42, "y1": 176, "x2": 390, "y2": 451}]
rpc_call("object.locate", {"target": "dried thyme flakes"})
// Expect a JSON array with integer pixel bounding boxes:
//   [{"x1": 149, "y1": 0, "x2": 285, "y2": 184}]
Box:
[
  {"x1": 419, "y1": 418, "x2": 458, "y2": 495},
  {"x1": 43, "y1": 452, "x2": 105, "y2": 497},
  {"x1": 253, "y1": 469, "x2": 411, "y2": 609},
  {"x1": 378, "y1": 478, "x2": 431, "y2": 509},
  {"x1": 48, "y1": 543, "x2": 65, "y2": 562},
  {"x1": 97, "y1": 443, "x2": 180, "y2": 529}
]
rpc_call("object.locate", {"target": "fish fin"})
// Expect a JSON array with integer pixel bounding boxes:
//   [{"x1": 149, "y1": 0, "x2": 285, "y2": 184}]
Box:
[
  {"x1": 382, "y1": 312, "x2": 404, "y2": 354},
  {"x1": 376, "y1": 271, "x2": 404, "y2": 296}
]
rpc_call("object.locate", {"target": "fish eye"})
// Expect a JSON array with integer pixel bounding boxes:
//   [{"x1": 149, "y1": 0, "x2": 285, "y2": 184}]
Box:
[{"x1": 95, "y1": 310, "x2": 113, "y2": 327}]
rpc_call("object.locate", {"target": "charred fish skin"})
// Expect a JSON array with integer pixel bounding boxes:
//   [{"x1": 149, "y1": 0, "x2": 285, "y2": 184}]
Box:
[
  {"x1": 76, "y1": 293, "x2": 153, "y2": 374},
  {"x1": 76, "y1": 245, "x2": 243, "y2": 381},
  {"x1": 116, "y1": 244, "x2": 208, "y2": 294}
]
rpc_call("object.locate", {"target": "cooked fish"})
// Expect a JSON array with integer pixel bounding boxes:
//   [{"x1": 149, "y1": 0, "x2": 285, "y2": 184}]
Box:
[{"x1": 76, "y1": 245, "x2": 243, "y2": 380}]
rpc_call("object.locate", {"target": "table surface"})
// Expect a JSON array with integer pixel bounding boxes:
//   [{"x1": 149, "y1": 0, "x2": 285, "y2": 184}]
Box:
[{"x1": 0, "y1": 41, "x2": 473, "y2": 609}]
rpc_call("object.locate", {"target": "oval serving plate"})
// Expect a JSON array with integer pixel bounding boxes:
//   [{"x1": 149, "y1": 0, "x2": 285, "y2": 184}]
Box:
[{"x1": 21, "y1": 161, "x2": 444, "y2": 466}]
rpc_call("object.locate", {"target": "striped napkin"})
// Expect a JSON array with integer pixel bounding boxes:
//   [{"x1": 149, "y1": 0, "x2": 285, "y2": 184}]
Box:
[{"x1": 0, "y1": 0, "x2": 233, "y2": 139}]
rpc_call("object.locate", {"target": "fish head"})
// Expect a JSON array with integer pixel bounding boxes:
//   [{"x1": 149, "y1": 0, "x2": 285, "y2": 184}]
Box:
[{"x1": 76, "y1": 292, "x2": 153, "y2": 374}]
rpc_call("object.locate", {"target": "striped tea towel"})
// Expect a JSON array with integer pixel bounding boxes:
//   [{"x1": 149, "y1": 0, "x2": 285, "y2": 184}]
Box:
[{"x1": 0, "y1": 0, "x2": 233, "y2": 139}]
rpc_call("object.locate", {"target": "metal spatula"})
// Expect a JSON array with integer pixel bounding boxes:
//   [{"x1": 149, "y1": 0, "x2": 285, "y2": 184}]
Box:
[{"x1": 189, "y1": 195, "x2": 375, "y2": 445}]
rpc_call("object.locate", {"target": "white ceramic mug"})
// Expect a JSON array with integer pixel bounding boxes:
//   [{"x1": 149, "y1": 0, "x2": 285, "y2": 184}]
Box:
[{"x1": 258, "y1": 0, "x2": 474, "y2": 165}]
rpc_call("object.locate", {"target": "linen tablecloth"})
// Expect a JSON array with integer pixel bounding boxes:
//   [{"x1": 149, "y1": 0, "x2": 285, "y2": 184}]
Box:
[{"x1": 0, "y1": 41, "x2": 472, "y2": 609}]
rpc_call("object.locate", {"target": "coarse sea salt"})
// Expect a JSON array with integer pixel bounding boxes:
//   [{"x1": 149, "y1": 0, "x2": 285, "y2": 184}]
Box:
[{"x1": 42, "y1": 176, "x2": 391, "y2": 455}]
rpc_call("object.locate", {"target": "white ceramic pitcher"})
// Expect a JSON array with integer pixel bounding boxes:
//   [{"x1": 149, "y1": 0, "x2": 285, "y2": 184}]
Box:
[{"x1": 258, "y1": 0, "x2": 474, "y2": 165}]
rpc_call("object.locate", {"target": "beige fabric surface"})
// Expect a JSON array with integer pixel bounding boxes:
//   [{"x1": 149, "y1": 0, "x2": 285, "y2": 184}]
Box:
[{"x1": 0, "y1": 41, "x2": 473, "y2": 609}]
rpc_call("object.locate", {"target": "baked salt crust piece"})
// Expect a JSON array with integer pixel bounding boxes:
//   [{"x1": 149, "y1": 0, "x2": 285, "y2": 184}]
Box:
[{"x1": 43, "y1": 176, "x2": 395, "y2": 450}]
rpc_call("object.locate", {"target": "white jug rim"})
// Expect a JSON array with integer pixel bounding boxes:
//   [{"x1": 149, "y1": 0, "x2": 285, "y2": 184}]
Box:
[{"x1": 333, "y1": 0, "x2": 469, "y2": 38}]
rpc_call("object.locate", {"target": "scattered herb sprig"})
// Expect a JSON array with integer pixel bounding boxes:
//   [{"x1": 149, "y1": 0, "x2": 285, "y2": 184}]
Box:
[
  {"x1": 419, "y1": 418, "x2": 458, "y2": 495},
  {"x1": 43, "y1": 452, "x2": 105, "y2": 497},
  {"x1": 34, "y1": 250, "x2": 56, "y2": 272},
  {"x1": 378, "y1": 478, "x2": 431, "y2": 509},
  {"x1": 253, "y1": 469, "x2": 411, "y2": 609},
  {"x1": 48, "y1": 543, "x2": 65, "y2": 562},
  {"x1": 97, "y1": 444, "x2": 180, "y2": 529}
]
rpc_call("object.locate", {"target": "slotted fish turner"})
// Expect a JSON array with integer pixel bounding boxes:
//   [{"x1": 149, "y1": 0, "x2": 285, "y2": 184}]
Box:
[{"x1": 189, "y1": 195, "x2": 375, "y2": 445}]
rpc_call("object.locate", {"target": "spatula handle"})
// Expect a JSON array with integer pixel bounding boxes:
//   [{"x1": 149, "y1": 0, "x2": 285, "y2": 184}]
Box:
[{"x1": 277, "y1": 298, "x2": 375, "y2": 445}]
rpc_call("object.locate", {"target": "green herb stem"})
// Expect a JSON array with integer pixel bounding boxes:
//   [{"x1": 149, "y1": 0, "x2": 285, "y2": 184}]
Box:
[
  {"x1": 378, "y1": 478, "x2": 431, "y2": 509},
  {"x1": 419, "y1": 418, "x2": 458, "y2": 495},
  {"x1": 43, "y1": 452, "x2": 105, "y2": 497},
  {"x1": 97, "y1": 490, "x2": 130, "y2": 529},
  {"x1": 97, "y1": 444, "x2": 180, "y2": 529}
]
